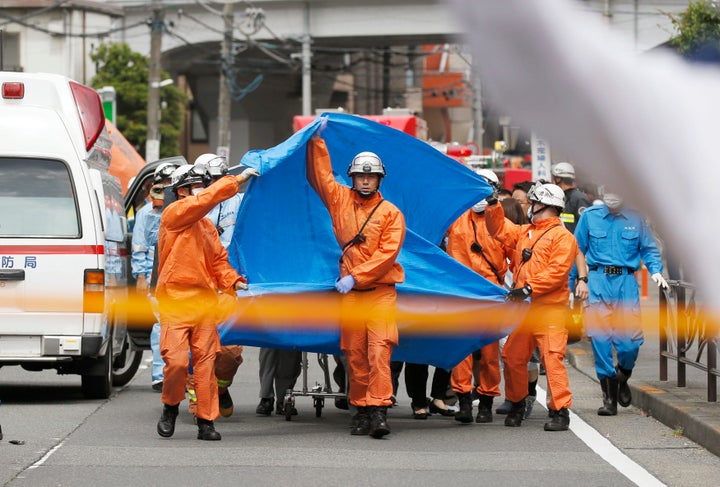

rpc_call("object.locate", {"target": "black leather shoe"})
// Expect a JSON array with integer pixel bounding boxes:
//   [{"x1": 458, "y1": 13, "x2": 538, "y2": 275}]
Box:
[
  {"x1": 197, "y1": 418, "x2": 221, "y2": 441},
  {"x1": 157, "y1": 404, "x2": 179, "y2": 438},
  {"x1": 255, "y1": 398, "x2": 273, "y2": 416},
  {"x1": 412, "y1": 406, "x2": 428, "y2": 420},
  {"x1": 428, "y1": 398, "x2": 455, "y2": 417}
]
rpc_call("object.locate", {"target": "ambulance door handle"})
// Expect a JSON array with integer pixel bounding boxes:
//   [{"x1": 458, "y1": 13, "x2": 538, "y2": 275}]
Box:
[{"x1": 0, "y1": 270, "x2": 25, "y2": 281}]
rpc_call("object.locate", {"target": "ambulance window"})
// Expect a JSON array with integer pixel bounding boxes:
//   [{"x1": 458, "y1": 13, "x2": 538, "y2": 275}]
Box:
[{"x1": 0, "y1": 158, "x2": 80, "y2": 237}]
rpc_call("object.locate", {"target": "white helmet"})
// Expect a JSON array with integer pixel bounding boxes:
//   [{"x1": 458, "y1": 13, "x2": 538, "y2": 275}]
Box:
[
  {"x1": 153, "y1": 161, "x2": 181, "y2": 184},
  {"x1": 527, "y1": 182, "x2": 565, "y2": 209},
  {"x1": 171, "y1": 164, "x2": 210, "y2": 190},
  {"x1": 347, "y1": 151, "x2": 386, "y2": 177},
  {"x1": 551, "y1": 162, "x2": 575, "y2": 179},
  {"x1": 475, "y1": 168, "x2": 499, "y2": 188},
  {"x1": 194, "y1": 153, "x2": 228, "y2": 177}
]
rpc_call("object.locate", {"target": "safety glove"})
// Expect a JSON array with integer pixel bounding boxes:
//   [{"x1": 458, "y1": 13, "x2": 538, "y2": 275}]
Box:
[
  {"x1": 651, "y1": 273, "x2": 669, "y2": 289},
  {"x1": 335, "y1": 275, "x2": 355, "y2": 294},
  {"x1": 505, "y1": 284, "x2": 532, "y2": 302}
]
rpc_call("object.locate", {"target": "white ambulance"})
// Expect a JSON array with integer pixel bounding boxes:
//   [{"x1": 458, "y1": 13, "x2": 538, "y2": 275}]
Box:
[{"x1": 0, "y1": 72, "x2": 141, "y2": 398}]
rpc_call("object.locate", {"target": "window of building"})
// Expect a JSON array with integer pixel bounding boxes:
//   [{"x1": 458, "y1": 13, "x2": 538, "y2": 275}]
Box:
[{"x1": 1, "y1": 32, "x2": 22, "y2": 72}]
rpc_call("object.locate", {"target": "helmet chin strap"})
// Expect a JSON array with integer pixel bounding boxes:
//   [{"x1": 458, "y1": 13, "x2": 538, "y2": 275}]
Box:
[{"x1": 528, "y1": 202, "x2": 547, "y2": 222}]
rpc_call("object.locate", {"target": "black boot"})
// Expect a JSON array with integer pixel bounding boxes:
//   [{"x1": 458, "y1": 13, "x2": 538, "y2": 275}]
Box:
[
  {"x1": 504, "y1": 400, "x2": 526, "y2": 427},
  {"x1": 597, "y1": 377, "x2": 619, "y2": 416},
  {"x1": 454, "y1": 392, "x2": 473, "y2": 424},
  {"x1": 157, "y1": 403, "x2": 179, "y2": 438},
  {"x1": 369, "y1": 406, "x2": 390, "y2": 438},
  {"x1": 544, "y1": 407, "x2": 570, "y2": 431},
  {"x1": 196, "y1": 418, "x2": 221, "y2": 441},
  {"x1": 475, "y1": 395, "x2": 494, "y2": 423},
  {"x1": 350, "y1": 406, "x2": 370, "y2": 435},
  {"x1": 616, "y1": 366, "x2": 632, "y2": 407}
]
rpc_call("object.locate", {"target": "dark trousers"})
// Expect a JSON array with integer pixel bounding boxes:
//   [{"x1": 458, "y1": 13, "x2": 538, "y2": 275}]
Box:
[{"x1": 391, "y1": 361, "x2": 451, "y2": 409}]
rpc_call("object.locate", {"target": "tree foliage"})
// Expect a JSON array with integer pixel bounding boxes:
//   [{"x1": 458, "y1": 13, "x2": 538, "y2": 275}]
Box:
[
  {"x1": 669, "y1": 0, "x2": 720, "y2": 57},
  {"x1": 90, "y1": 42, "x2": 186, "y2": 159}
]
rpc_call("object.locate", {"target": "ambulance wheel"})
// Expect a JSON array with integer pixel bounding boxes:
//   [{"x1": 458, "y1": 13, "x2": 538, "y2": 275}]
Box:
[{"x1": 112, "y1": 336, "x2": 142, "y2": 387}]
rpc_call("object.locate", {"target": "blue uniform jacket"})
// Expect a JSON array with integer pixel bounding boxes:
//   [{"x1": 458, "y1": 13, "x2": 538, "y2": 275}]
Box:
[
  {"x1": 131, "y1": 202, "x2": 161, "y2": 280},
  {"x1": 206, "y1": 192, "x2": 243, "y2": 249},
  {"x1": 574, "y1": 204, "x2": 663, "y2": 275}
]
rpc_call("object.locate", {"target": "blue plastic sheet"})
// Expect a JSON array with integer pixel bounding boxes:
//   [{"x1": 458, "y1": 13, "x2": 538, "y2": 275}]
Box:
[{"x1": 219, "y1": 112, "x2": 522, "y2": 369}]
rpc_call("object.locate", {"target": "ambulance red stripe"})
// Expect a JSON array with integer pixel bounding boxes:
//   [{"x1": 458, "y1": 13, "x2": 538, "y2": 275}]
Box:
[{"x1": 0, "y1": 245, "x2": 104, "y2": 255}]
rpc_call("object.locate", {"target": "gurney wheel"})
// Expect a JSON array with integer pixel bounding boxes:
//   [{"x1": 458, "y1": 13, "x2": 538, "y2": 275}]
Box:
[
  {"x1": 284, "y1": 395, "x2": 295, "y2": 421},
  {"x1": 313, "y1": 396, "x2": 324, "y2": 417}
]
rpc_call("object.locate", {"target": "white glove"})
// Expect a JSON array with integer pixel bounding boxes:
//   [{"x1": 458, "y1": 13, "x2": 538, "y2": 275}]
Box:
[
  {"x1": 335, "y1": 275, "x2": 355, "y2": 294},
  {"x1": 651, "y1": 273, "x2": 668, "y2": 289},
  {"x1": 235, "y1": 280, "x2": 248, "y2": 291},
  {"x1": 237, "y1": 167, "x2": 260, "y2": 183},
  {"x1": 314, "y1": 116, "x2": 329, "y2": 137}
]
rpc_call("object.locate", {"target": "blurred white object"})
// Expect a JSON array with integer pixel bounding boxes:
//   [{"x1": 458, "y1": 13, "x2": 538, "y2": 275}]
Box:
[{"x1": 448, "y1": 0, "x2": 718, "y2": 311}]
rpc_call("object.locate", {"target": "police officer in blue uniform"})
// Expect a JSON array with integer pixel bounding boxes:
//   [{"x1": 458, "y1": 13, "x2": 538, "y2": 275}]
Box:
[{"x1": 574, "y1": 192, "x2": 667, "y2": 416}]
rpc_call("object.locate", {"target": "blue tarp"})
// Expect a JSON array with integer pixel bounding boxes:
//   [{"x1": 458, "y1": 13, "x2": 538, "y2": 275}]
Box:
[{"x1": 219, "y1": 112, "x2": 522, "y2": 370}]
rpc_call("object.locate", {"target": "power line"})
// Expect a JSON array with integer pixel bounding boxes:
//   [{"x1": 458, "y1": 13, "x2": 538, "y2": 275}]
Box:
[{"x1": 0, "y1": 0, "x2": 71, "y2": 28}]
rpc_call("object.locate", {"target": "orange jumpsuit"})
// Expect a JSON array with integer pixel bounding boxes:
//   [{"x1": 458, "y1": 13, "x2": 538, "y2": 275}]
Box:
[
  {"x1": 156, "y1": 176, "x2": 245, "y2": 421},
  {"x1": 307, "y1": 138, "x2": 406, "y2": 408},
  {"x1": 446, "y1": 210, "x2": 508, "y2": 398},
  {"x1": 485, "y1": 203, "x2": 576, "y2": 411}
]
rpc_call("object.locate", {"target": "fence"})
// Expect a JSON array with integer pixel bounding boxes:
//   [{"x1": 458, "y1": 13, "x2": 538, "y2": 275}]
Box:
[{"x1": 659, "y1": 280, "x2": 718, "y2": 402}]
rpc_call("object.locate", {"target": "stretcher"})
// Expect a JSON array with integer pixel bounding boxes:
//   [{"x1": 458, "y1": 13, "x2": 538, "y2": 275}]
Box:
[{"x1": 281, "y1": 352, "x2": 347, "y2": 421}]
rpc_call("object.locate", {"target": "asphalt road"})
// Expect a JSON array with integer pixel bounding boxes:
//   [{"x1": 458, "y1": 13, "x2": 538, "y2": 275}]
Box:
[{"x1": 1, "y1": 346, "x2": 719, "y2": 487}]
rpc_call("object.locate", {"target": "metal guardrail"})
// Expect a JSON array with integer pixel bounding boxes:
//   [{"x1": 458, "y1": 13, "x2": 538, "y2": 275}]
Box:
[{"x1": 659, "y1": 280, "x2": 718, "y2": 402}]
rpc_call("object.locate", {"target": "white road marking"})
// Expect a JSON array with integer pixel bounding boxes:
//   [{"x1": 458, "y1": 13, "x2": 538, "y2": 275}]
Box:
[
  {"x1": 28, "y1": 439, "x2": 65, "y2": 469},
  {"x1": 536, "y1": 386, "x2": 665, "y2": 487}
]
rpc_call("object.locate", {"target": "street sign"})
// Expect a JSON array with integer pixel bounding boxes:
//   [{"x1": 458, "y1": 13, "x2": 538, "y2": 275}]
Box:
[{"x1": 531, "y1": 132, "x2": 551, "y2": 182}]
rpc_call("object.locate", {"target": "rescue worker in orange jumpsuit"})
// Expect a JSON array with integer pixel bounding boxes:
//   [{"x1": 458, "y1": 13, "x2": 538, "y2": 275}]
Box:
[
  {"x1": 307, "y1": 122, "x2": 406, "y2": 439},
  {"x1": 185, "y1": 153, "x2": 246, "y2": 419},
  {"x1": 445, "y1": 169, "x2": 508, "y2": 424},
  {"x1": 155, "y1": 162, "x2": 258, "y2": 441},
  {"x1": 485, "y1": 181, "x2": 577, "y2": 431}
]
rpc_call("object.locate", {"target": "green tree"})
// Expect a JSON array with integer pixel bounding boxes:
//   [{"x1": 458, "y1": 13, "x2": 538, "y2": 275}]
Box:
[
  {"x1": 668, "y1": 0, "x2": 720, "y2": 57},
  {"x1": 90, "y1": 42, "x2": 186, "y2": 159}
]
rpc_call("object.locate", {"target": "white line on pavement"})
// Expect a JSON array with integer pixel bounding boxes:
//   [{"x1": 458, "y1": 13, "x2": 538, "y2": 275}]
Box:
[
  {"x1": 536, "y1": 386, "x2": 665, "y2": 487},
  {"x1": 28, "y1": 439, "x2": 66, "y2": 469}
]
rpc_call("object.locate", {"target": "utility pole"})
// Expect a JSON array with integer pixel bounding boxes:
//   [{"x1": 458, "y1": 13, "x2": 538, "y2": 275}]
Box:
[
  {"x1": 145, "y1": 0, "x2": 163, "y2": 163},
  {"x1": 216, "y1": 1, "x2": 234, "y2": 160},
  {"x1": 301, "y1": 4, "x2": 312, "y2": 116}
]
